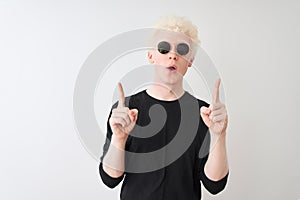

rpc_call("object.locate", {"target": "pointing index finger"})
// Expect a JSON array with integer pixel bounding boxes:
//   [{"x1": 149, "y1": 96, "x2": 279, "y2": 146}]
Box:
[
  {"x1": 213, "y1": 78, "x2": 221, "y2": 103},
  {"x1": 118, "y1": 82, "x2": 125, "y2": 108}
]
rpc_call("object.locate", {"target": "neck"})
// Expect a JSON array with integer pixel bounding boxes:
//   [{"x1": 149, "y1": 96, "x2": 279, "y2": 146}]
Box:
[{"x1": 146, "y1": 81, "x2": 185, "y2": 101}]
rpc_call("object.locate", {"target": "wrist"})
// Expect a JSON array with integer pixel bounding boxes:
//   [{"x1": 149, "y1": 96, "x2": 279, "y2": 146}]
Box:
[
  {"x1": 210, "y1": 130, "x2": 226, "y2": 142},
  {"x1": 111, "y1": 134, "x2": 127, "y2": 149}
]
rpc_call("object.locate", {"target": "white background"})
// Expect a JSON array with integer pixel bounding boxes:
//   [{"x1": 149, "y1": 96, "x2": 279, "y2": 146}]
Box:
[{"x1": 1, "y1": 0, "x2": 299, "y2": 199}]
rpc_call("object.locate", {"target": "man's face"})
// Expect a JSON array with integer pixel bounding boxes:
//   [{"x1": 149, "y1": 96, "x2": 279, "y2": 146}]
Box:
[{"x1": 148, "y1": 30, "x2": 195, "y2": 85}]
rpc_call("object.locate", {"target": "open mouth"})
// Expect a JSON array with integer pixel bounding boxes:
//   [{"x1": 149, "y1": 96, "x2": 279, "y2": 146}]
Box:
[{"x1": 167, "y1": 66, "x2": 176, "y2": 71}]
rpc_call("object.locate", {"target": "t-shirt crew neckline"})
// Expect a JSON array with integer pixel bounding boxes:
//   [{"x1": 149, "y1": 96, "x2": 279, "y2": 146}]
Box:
[{"x1": 144, "y1": 89, "x2": 187, "y2": 103}]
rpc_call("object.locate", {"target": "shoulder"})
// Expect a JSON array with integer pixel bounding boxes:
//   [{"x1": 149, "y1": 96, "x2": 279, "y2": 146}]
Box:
[
  {"x1": 184, "y1": 91, "x2": 210, "y2": 108},
  {"x1": 110, "y1": 90, "x2": 148, "y2": 110},
  {"x1": 108, "y1": 90, "x2": 146, "y2": 115},
  {"x1": 124, "y1": 90, "x2": 147, "y2": 108}
]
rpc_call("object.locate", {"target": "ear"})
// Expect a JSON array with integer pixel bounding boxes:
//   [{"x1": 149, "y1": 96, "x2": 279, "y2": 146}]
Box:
[
  {"x1": 148, "y1": 51, "x2": 155, "y2": 64},
  {"x1": 188, "y1": 56, "x2": 194, "y2": 67}
]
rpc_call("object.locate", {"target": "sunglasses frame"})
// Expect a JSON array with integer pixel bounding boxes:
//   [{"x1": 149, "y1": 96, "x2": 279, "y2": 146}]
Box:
[{"x1": 157, "y1": 41, "x2": 190, "y2": 56}]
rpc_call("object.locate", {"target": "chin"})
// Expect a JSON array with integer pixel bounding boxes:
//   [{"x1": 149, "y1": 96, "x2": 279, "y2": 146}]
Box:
[{"x1": 163, "y1": 78, "x2": 181, "y2": 86}]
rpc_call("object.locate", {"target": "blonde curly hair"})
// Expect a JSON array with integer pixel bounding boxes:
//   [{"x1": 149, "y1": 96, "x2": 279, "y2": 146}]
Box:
[{"x1": 153, "y1": 15, "x2": 200, "y2": 44}]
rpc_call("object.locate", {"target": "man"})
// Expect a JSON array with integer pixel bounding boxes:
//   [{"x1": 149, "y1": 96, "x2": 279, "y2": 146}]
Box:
[{"x1": 99, "y1": 16, "x2": 229, "y2": 199}]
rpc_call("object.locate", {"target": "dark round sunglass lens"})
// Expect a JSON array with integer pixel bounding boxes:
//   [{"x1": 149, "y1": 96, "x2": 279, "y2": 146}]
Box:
[
  {"x1": 176, "y1": 43, "x2": 189, "y2": 55},
  {"x1": 157, "y1": 41, "x2": 171, "y2": 54}
]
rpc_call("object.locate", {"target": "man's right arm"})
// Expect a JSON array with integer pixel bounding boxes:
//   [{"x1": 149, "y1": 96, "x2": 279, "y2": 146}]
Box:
[
  {"x1": 102, "y1": 135, "x2": 127, "y2": 178},
  {"x1": 99, "y1": 83, "x2": 138, "y2": 187}
]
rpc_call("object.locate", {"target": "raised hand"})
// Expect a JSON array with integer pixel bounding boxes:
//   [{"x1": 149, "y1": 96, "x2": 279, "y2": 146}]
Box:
[
  {"x1": 200, "y1": 79, "x2": 228, "y2": 135},
  {"x1": 109, "y1": 82, "x2": 139, "y2": 140}
]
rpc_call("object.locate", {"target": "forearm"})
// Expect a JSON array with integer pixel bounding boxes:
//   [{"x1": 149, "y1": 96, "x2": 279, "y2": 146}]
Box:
[
  {"x1": 204, "y1": 131, "x2": 229, "y2": 181},
  {"x1": 103, "y1": 135, "x2": 127, "y2": 178}
]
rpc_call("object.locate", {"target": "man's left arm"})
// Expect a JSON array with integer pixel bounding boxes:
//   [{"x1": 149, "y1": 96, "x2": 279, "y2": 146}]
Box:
[
  {"x1": 200, "y1": 78, "x2": 229, "y2": 181},
  {"x1": 204, "y1": 130, "x2": 229, "y2": 181}
]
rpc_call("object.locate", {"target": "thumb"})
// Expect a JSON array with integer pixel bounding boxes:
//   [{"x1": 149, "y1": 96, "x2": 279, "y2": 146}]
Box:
[
  {"x1": 129, "y1": 108, "x2": 138, "y2": 122},
  {"x1": 200, "y1": 106, "x2": 211, "y2": 127},
  {"x1": 200, "y1": 106, "x2": 211, "y2": 115}
]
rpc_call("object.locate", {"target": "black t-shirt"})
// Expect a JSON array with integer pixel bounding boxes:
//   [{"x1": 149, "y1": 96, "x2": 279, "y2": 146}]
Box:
[{"x1": 99, "y1": 90, "x2": 228, "y2": 200}]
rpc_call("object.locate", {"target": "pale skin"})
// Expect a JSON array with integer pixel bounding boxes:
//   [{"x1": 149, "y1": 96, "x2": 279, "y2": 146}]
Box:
[
  {"x1": 103, "y1": 83, "x2": 138, "y2": 178},
  {"x1": 103, "y1": 33, "x2": 229, "y2": 181}
]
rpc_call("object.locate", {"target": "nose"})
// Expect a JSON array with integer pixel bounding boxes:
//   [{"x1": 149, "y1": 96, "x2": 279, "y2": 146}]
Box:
[{"x1": 168, "y1": 52, "x2": 178, "y2": 60}]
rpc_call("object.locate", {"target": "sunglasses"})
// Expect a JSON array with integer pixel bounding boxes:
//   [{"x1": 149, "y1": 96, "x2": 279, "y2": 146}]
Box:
[{"x1": 157, "y1": 41, "x2": 190, "y2": 56}]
